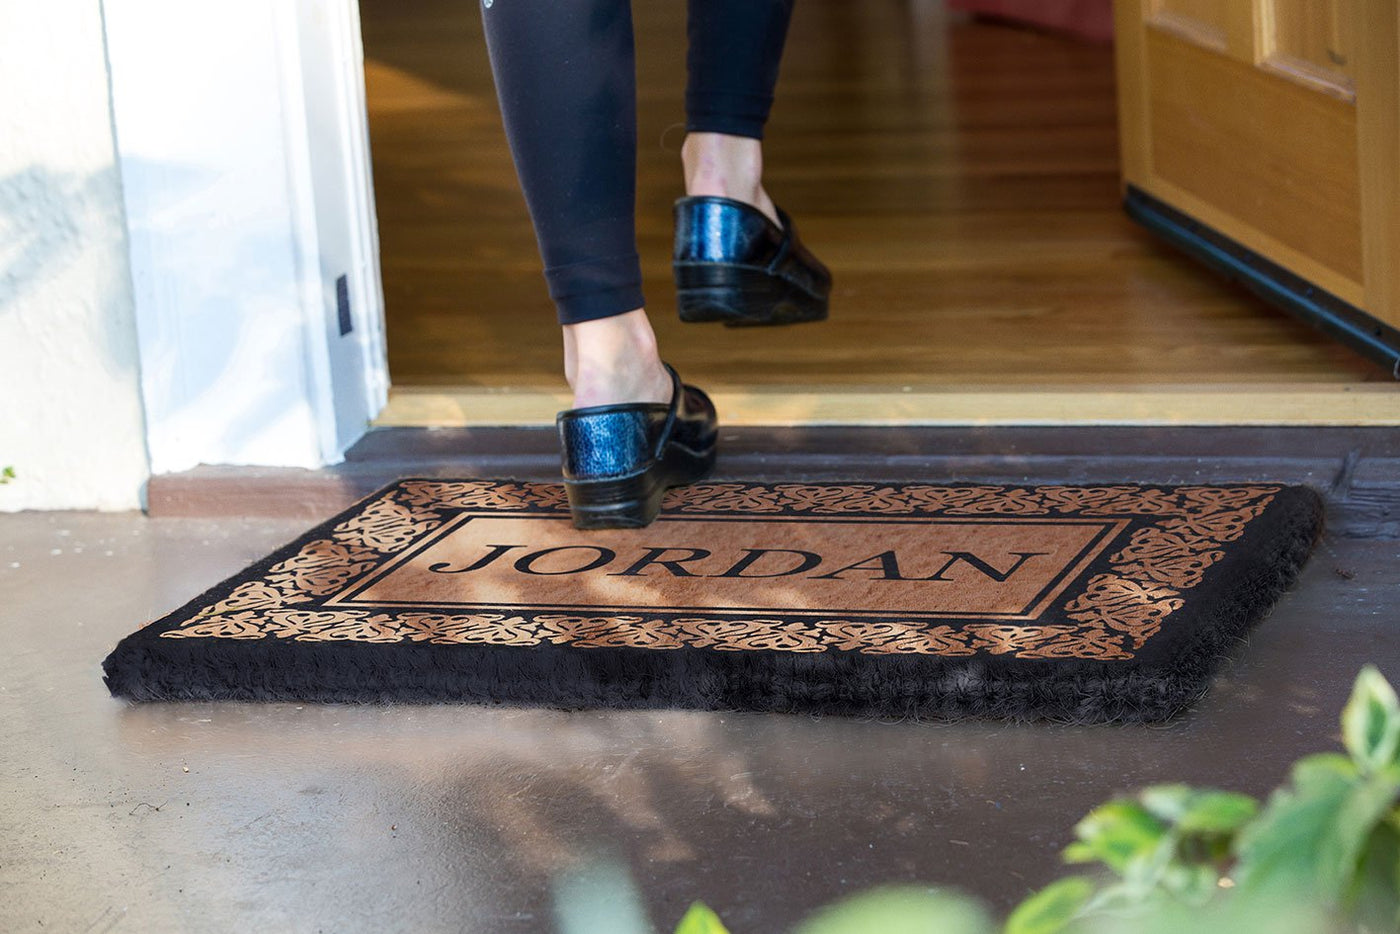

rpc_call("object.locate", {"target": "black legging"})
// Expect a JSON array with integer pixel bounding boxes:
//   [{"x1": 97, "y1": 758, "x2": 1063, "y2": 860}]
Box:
[{"x1": 480, "y1": 0, "x2": 795, "y2": 326}]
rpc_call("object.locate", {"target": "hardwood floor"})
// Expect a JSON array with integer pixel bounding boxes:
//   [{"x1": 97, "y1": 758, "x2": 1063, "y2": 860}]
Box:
[{"x1": 359, "y1": 0, "x2": 1394, "y2": 425}]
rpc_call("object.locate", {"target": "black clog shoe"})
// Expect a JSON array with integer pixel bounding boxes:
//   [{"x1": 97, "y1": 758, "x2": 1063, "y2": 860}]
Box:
[
  {"x1": 557, "y1": 364, "x2": 718, "y2": 530},
  {"x1": 672, "y1": 195, "x2": 832, "y2": 326}
]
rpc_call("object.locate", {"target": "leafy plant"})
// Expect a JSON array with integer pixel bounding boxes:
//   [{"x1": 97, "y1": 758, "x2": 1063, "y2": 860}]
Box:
[
  {"x1": 0, "y1": 466, "x2": 13, "y2": 484},
  {"x1": 792, "y1": 887, "x2": 994, "y2": 934},
  {"x1": 675, "y1": 666, "x2": 1400, "y2": 934},
  {"x1": 676, "y1": 902, "x2": 733, "y2": 934},
  {"x1": 1232, "y1": 666, "x2": 1400, "y2": 929}
]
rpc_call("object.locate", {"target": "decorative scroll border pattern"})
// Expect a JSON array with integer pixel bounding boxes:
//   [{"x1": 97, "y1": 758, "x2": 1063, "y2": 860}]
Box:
[{"x1": 161, "y1": 481, "x2": 1280, "y2": 661}]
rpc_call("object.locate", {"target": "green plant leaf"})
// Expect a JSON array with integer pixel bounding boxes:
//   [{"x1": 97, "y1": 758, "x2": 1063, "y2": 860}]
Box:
[
  {"x1": 1349, "y1": 812, "x2": 1400, "y2": 932},
  {"x1": 1136, "y1": 784, "x2": 1260, "y2": 845},
  {"x1": 1120, "y1": 833, "x2": 1177, "y2": 892},
  {"x1": 1086, "y1": 884, "x2": 1337, "y2": 934},
  {"x1": 1004, "y1": 876, "x2": 1094, "y2": 934},
  {"x1": 1234, "y1": 757, "x2": 1352, "y2": 893},
  {"x1": 1137, "y1": 785, "x2": 1193, "y2": 824},
  {"x1": 675, "y1": 901, "x2": 732, "y2": 934},
  {"x1": 1062, "y1": 842, "x2": 1095, "y2": 863},
  {"x1": 1236, "y1": 751, "x2": 1400, "y2": 903},
  {"x1": 1065, "y1": 801, "x2": 1169, "y2": 876},
  {"x1": 1295, "y1": 752, "x2": 1359, "y2": 787},
  {"x1": 1174, "y1": 791, "x2": 1259, "y2": 835},
  {"x1": 1326, "y1": 768, "x2": 1400, "y2": 896},
  {"x1": 1342, "y1": 665, "x2": 1400, "y2": 775},
  {"x1": 793, "y1": 886, "x2": 994, "y2": 934},
  {"x1": 1158, "y1": 862, "x2": 1220, "y2": 907},
  {"x1": 1077, "y1": 879, "x2": 1171, "y2": 919}
]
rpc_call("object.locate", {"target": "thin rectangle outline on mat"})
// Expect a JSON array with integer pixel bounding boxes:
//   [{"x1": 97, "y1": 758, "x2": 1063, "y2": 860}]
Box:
[{"x1": 325, "y1": 511, "x2": 1132, "y2": 622}]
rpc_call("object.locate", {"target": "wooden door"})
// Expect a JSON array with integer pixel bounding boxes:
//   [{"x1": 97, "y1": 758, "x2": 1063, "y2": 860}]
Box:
[{"x1": 1115, "y1": 0, "x2": 1400, "y2": 370}]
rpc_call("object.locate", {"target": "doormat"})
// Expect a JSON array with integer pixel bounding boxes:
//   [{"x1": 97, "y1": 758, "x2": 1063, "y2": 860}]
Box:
[{"x1": 103, "y1": 480, "x2": 1322, "y2": 722}]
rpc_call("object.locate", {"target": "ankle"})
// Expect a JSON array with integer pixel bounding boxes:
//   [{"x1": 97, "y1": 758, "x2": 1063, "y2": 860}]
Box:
[
  {"x1": 563, "y1": 310, "x2": 673, "y2": 409},
  {"x1": 570, "y1": 359, "x2": 672, "y2": 409},
  {"x1": 682, "y1": 132, "x2": 778, "y2": 226}
]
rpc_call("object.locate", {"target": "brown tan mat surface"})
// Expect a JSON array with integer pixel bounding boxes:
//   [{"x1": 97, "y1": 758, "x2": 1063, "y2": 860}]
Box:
[{"x1": 103, "y1": 480, "x2": 1323, "y2": 722}]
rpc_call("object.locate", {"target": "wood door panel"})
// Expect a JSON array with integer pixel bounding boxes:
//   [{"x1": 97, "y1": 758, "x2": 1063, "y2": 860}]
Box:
[
  {"x1": 1152, "y1": 0, "x2": 1228, "y2": 49},
  {"x1": 1154, "y1": 0, "x2": 1226, "y2": 29},
  {"x1": 1149, "y1": 0, "x2": 1255, "y2": 61},
  {"x1": 1147, "y1": 29, "x2": 1363, "y2": 283},
  {"x1": 1117, "y1": 0, "x2": 1400, "y2": 362},
  {"x1": 1263, "y1": 0, "x2": 1357, "y2": 99},
  {"x1": 1267, "y1": 0, "x2": 1356, "y2": 79}
]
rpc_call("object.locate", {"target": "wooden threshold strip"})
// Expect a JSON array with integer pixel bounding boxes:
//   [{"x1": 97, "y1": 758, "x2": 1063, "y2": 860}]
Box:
[{"x1": 378, "y1": 384, "x2": 1400, "y2": 428}]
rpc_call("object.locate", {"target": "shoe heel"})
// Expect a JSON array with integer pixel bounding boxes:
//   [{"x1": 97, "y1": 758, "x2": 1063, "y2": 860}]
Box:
[
  {"x1": 674, "y1": 264, "x2": 776, "y2": 323},
  {"x1": 564, "y1": 441, "x2": 716, "y2": 530},
  {"x1": 674, "y1": 263, "x2": 828, "y2": 326},
  {"x1": 662, "y1": 436, "x2": 718, "y2": 485},
  {"x1": 564, "y1": 470, "x2": 664, "y2": 530}
]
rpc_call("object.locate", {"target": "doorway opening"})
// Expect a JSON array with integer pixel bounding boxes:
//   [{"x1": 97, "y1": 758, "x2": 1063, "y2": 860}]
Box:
[{"x1": 357, "y1": 0, "x2": 1391, "y2": 428}]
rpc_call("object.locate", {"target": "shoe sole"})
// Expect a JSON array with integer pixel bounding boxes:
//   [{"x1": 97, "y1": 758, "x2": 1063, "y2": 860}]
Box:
[
  {"x1": 674, "y1": 263, "x2": 828, "y2": 327},
  {"x1": 565, "y1": 440, "x2": 717, "y2": 530}
]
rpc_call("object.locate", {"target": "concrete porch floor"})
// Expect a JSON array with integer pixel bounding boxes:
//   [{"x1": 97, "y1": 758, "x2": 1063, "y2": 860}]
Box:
[{"x1": 4, "y1": 428, "x2": 1399, "y2": 932}]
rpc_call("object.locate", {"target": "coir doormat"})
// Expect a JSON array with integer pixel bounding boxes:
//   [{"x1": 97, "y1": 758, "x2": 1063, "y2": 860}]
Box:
[{"x1": 103, "y1": 480, "x2": 1322, "y2": 722}]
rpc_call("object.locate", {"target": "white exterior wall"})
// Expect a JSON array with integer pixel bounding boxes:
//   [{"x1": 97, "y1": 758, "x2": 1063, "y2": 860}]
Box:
[
  {"x1": 105, "y1": 0, "x2": 387, "y2": 477},
  {"x1": 0, "y1": 0, "x2": 385, "y2": 510},
  {"x1": 0, "y1": 1, "x2": 151, "y2": 512}
]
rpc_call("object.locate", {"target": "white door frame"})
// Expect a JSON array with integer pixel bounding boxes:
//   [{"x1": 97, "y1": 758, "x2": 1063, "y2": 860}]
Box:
[{"x1": 104, "y1": 0, "x2": 387, "y2": 475}]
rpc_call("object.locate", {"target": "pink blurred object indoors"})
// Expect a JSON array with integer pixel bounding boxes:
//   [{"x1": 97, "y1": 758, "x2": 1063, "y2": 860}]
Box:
[{"x1": 947, "y1": 0, "x2": 1115, "y2": 43}]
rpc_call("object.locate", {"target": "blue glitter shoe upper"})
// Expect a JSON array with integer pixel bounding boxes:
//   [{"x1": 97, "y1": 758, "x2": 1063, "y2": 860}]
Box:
[
  {"x1": 556, "y1": 365, "x2": 717, "y2": 481},
  {"x1": 672, "y1": 195, "x2": 832, "y2": 299}
]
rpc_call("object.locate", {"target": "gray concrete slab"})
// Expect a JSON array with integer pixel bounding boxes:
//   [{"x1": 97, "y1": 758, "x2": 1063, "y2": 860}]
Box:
[{"x1": 2, "y1": 510, "x2": 1397, "y2": 933}]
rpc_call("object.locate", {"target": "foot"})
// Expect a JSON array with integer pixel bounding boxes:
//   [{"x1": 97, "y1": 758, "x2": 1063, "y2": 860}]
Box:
[
  {"x1": 562, "y1": 308, "x2": 673, "y2": 409},
  {"x1": 672, "y1": 197, "x2": 831, "y2": 327},
  {"x1": 681, "y1": 132, "x2": 781, "y2": 230},
  {"x1": 559, "y1": 364, "x2": 718, "y2": 530}
]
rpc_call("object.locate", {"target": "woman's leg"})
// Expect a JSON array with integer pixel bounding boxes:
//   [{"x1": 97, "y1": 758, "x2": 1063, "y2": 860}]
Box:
[
  {"x1": 480, "y1": 0, "x2": 669, "y2": 407},
  {"x1": 681, "y1": 0, "x2": 795, "y2": 226}
]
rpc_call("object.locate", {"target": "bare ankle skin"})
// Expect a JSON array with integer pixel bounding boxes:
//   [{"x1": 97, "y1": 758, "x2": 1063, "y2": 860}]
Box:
[
  {"x1": 681, "y1": 131, "x2": 781, "y2": 229},
  {"x1": 562, "y1": 308, "x2": 673, "y2": 409}
]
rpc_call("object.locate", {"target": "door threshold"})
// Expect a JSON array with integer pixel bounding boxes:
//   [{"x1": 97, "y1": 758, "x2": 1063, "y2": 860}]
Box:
[
  {"x1": 378, "y1": 383, "x2": 1400, "y2": 428},
  {"x1": 147, "y1": 425, "x2": 1400, "y2": 539}
]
